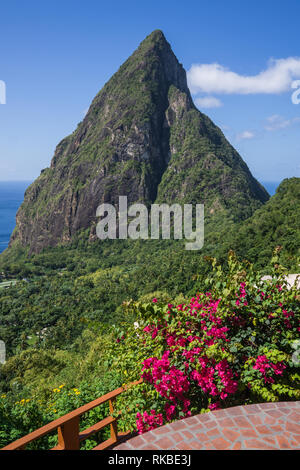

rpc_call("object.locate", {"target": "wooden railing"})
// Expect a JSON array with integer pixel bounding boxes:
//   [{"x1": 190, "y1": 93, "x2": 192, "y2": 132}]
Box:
[{"x1": 1, "y1": 379, "x2": 142, "y2": 451}]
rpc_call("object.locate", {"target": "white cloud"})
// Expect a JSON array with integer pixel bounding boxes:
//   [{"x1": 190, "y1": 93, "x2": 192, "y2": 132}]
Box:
[
  {"x1": 265, "y1": 114, "x2": 300, "y2": 131},
  {"x1": 195, "y1": 96, "x2": 223, "y2": 108},
  {"x1": 187, "y1": 57, "x2": 300, "y2": 95},
  {"x1": 236, "y1": 130, "x2": 255, "y2": 140}
]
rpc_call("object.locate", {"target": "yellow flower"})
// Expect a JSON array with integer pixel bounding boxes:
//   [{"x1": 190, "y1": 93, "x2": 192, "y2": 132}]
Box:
[
  {"x1": 59, "y1": 384, "x2": 65, "y2": 388},
  {"x1": 1, "y1": 394, "x2": 6, "y2": 398}
]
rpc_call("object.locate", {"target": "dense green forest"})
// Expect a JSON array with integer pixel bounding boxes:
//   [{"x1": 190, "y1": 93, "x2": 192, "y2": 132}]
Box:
[
  {"x1": 0, "y1": 28, "x2": 298, "y2": 450},
  {"x1": 0, "y1": 178, "x2": 298, "y2": 360},
  {"x1": 0, "y1": 244, "x2": 299, "y2": 448}
]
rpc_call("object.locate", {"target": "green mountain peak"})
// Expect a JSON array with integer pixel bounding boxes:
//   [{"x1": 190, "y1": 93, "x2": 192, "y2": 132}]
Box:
[{"x1": 9, "y1": 31, "x2": 269, "y2": 253}]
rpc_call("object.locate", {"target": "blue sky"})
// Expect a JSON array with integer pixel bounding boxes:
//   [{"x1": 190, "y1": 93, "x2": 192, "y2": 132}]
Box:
[{"x1": 0, "y1": 0, "x2": 299, "y2": 185}]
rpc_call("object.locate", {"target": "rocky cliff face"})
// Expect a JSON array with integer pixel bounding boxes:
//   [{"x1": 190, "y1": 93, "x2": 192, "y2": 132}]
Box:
[{"x1": 10, "y1": 30, "x2": 269, "y2": 253}]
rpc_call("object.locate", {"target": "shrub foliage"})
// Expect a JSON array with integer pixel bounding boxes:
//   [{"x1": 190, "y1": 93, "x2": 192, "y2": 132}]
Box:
[{"x1": 108, "y1": 250, "x2": 300, "y2": 433}]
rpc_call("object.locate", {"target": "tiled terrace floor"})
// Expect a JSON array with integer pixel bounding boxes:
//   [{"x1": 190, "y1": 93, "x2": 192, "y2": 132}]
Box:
[{"x1": 115, "y1": 401, "x2": 300, "y2": 450}]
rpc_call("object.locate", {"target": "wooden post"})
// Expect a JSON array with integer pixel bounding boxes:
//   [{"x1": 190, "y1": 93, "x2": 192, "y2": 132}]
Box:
[
  {"x1": 1, "y1": 379, "x2": 142, "y2": 451},
  {"x1": 57, "y1": 416, "x2": 80, "y2": 450},
  {"x1": 109, "y1": 398, "x2": 118, "y2": 443}
]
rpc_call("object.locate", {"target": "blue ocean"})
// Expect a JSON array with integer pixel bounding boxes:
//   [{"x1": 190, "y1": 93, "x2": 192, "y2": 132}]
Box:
[
  {"x1": 263, "y1": 182, "x2": 280, "y2": 197},
  {"x1": 0, "y1": 181, "x2": 32, "y2": 254}
]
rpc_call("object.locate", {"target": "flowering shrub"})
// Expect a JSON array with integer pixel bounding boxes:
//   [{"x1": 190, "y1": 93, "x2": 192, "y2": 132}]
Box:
[
  {"x1": 136, "y1": 410, "x2": 163, "y2": 434},
  {"x1": 108, "y1": 251, "x2": 300, "y2": 434}
]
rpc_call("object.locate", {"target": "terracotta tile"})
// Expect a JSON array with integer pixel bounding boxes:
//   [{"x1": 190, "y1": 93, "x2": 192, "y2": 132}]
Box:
[
  {"x1": 286, "y1": 402, "x2": 300, "y2": 409},
  {"x1": 142, "y1": 432, "x2": 157, "y2": 443},
  {"x1": 263, "y1": 415, "x2": 278, "y2": 425},
  {"x1": 189, "y1": 440, "x2": 205, "y2": 450},
  {"x1": 244, "y1": 438, "x2": 276, "y2": 450},
  {"x1": 171, "y1": 432, "x2": 185, "y2": 443},
  {"x1": 278, "y1": 407, "x2": 291, "y2": 415},
  {"x1": 204, "y1": 443, "x2": 216, "y2": 450},
  {"x1": 233, "y1": 416, "x2": 252, "y2": 428},
  {"x1": 211, "y1": 437, "x2": 231, "y2": 449},
  {"x1": 189, "y1": 423, "x2": 202, "y2": 431},
  {"x1": 276, "y1": 434, "x2": 292, "y2": 449},
  {"x1": 180, "y1": 430, "x2": 195, "y2": 440},
  {"x1": 263, "y1": 436, "x2": 277, "y2": 447},
  {"x1": 226, "y1": 407, "x2": 244, "y2": 416},
  {"x1": 159, "y1": 436, "x2": 175, "y2": 449},
  {"x1": 244, "y1": 404, "x2": 261, "y2": 414},
  {"x1": 255, "y1": 425, "x2": 274, "y2": 435},
  {"x1": 206, "y1": 427, "x2": 220, "y2": 437},
  {"x1": 141, "y1": 444, "x2": 160, "y2": 450},
  {"x1": 171, "y1": 420, "x2": 187, "y2": 431},
  {"x1": 270, "y1": 425, "x2": 284, "y2": 432},
  {"x1": 289, "y1": 412, "x2": 300, "y2": 423},
  {"x1": 290, "y1": 438, "x2": 300, "y2": 448},
  {"x1": 290, "y1": 434, "x2": 300, "y2": 445},
  {"x1": 128, "y1": 435, "x2": 146, "y2": 448},
  {"x1": 286, "y1": 422, "x2": 300, "y2": 434},
  {"x1": 259, "y1": 403, "x2": 276, "y2": 410},
  {"x1": 222, "y1": 427, "x2": 241, "y2": 442},
  {"x1": 196, "y1": 413, "x2": 212, "y2": 423},
  {"x1": 232, "y1": 441, "x2": 242, "y2": 450},
  {"x1": 212, "y1": 409, "x2": 229, "y2": 418},
  {"x1": 248, "y1": 414, "x2": 263, "y2": 426},
  {"x1": 114, "y1": 443, "x2": 132, "y2": 450},
  {"x1": 240, "y1": 428, "x2": 258, "y2": 438},
  {"x1": 152, "y1": 425, "x2": 172, "y2": 435},
  {"x1": 183, "y1": 416, "x2": 199, "y2": 426},
  {"x1": 115, "y1": 401, "x2": 300, "y2": 451},
  {"x1": 176, "y1": 442, "x2": 193, "y2": 450},
  {"x1": 217, "y1": 417, "x2": 235, "y2": 427},
  {"x1": 275, "y1": 401, "x2": 288, "y2": 407},
  {"x1": 265, "y1": 409, "x2": 283, "y2": 418},
  {"x1": 278, "y1": 418, "x2": 287, "y2": 424},
  {"x1": 195, "y1": 432, "x2": 209, "y2": 441},
  {"x1": 206, "y1": 420, "x2": 218, "y2": 429}
]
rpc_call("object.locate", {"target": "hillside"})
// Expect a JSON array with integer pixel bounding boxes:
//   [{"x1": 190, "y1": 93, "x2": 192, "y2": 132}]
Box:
[
  {"x1": 0, "y1": 32, "x2": 298, "y2": 365},
  {"x1": 8, "y1": 30, "x2": 268, "y2": 254},
  {"x1": 230, "y1": 177, "x2": 300, "y2": 268},
  {"x1": 0, "y1": 32, "x2": 299, "y2": 450},
  {"x1": 0, "y1": 178, "x2": 298, "y2": 361}
]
